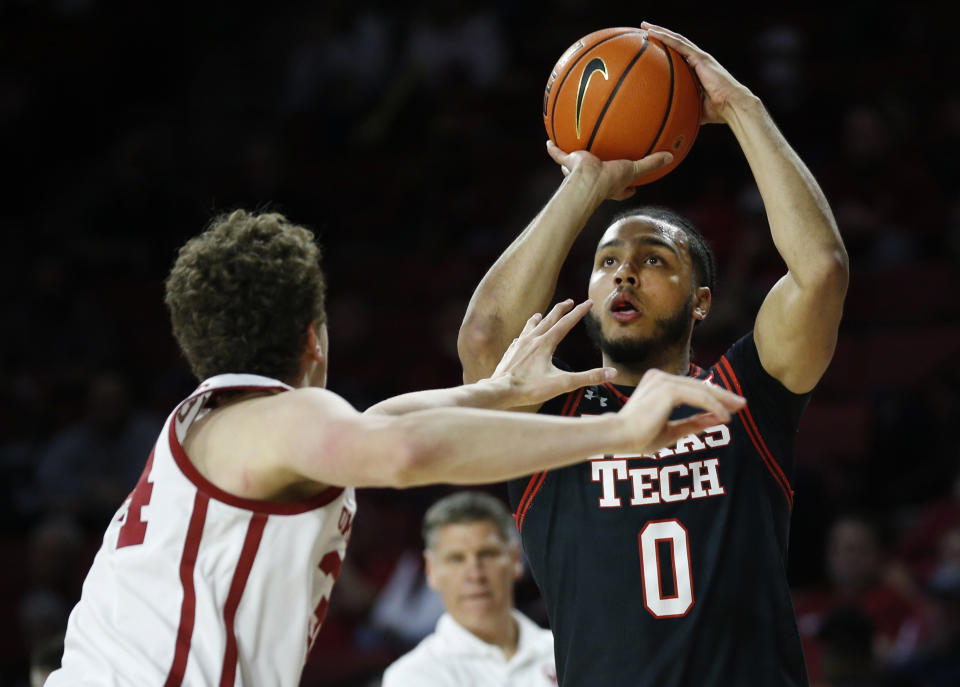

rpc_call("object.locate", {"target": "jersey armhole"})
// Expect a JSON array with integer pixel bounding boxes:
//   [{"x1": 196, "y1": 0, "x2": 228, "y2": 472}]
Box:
[
  {"x1": 713, "y1": 357, "x2": 795, "y2": 508},
  {"x1": 514, "y1": 386, "x2": 586, "y2": 532},
  {"x1": 167, "y1": 417, "x2": 344, "y2": 515}
]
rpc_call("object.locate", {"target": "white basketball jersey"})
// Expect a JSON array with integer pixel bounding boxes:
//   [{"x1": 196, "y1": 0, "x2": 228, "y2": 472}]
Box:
[{"x1": 47, "y1": 374, "x2": 357, "y2": 687}]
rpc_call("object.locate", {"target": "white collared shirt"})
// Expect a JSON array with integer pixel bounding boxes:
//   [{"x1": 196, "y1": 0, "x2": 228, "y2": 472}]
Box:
[{"x1": 381, "y1": 610, "x2": 557, "y2": 687}]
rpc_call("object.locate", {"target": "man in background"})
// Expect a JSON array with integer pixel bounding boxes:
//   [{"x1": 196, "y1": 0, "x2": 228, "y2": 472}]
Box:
[{"x1": 382, "y1": 491, "x2": 556, "y2": 686}]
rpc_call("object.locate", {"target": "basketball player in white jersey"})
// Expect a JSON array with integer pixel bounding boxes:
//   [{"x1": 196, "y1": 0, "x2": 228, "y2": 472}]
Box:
[{"x1": 47, "y1": 208, "x2": 743, "y2": 687}]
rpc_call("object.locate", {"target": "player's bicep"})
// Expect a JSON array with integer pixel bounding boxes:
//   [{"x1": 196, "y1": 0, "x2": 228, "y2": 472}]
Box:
[
  {"x1": 457, "y1": 306, "x2": 531, "y2": 384},
  {"x1": 458, "y1": 336, "x2": 512, "y2": 385},
  {"x1": 272, "y1": 389, "x2": 413, "y2": 489},
  {"x1": 754, "y1": 272, "x2": 844, "y2": 394}
]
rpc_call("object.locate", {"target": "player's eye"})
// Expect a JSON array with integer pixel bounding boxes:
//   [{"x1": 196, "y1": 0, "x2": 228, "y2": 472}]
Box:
[
  {"x1": 602, "y1": 256, "x2": 617, "y2": 267},
  {"x1": 646, "y1": 255, "x2": 662, "y2": 265}
]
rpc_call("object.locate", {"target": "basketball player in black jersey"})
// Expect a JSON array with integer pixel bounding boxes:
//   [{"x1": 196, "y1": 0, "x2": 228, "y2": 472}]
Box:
[{"x1": 457, "y1": 23, "x2": 848, "y2": 687}]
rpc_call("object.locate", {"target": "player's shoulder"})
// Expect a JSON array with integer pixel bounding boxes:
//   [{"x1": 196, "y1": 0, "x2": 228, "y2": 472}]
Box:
[
  {"x1": 711, "y1": 331, "x2": 758, "y2": 367},
  {"x1": 188, "y1": 387, "x2": 357, "y2": 448},
  {"x1": 184, "y1": 384, "x2": 361, "y2": 490},
  {"x1": 273, "y1": 385, "x2": 353, "y2": 410},
  {"x1": 703, "y1": 332, "x2": 763, "y2": 389},
  {"x1": 239, "y1": 386, "x2": 359, "y2": 432},
  {"x1": 709, "y1": 331, "x2": 809, "y2": 397}
]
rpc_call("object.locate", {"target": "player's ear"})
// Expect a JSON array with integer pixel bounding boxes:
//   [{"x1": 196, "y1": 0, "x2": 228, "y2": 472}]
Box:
[
  {"x1": 305, "y1": 321, "x2": 326, "y2": 363},
  {"x1": 693, "y1": 286, "x2": 711, "y2": 321}
]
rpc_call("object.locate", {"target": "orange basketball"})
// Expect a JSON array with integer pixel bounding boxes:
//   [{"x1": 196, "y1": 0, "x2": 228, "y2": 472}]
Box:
[{"x1": 543, "y1": 27, "x2": 702, "y2": 184}]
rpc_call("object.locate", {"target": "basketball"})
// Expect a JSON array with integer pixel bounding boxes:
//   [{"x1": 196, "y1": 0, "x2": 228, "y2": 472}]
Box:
[{"x1": 543, "y1": 27, "x2": 702, "y2": 184}]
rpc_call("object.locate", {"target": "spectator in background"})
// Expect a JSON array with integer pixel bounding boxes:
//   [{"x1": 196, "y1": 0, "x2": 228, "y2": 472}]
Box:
[
  {"x1": 16, "y1": 516, "x2": 87, "y2": 675},
  {"x1": 915, "y1": 525, "x2": 960, "y2": 674},
  {"x1": 402, "y1": 0, "x2": 505, "y2": 91},
  {"x1": 928, "y1": 526, "x2": 960, "y2": 600},
  {"x1": 896, "y1": 470, "x2": 960, "y2": 585},
  {"x1": 351, "y1": 0, "x2": 505, "y2": 146},
  {"x1": 364, "y1": 547, "x2": 445, "y2": 648},
  {"x1": 33, "y1": 371, "x2": 161, "y2": 527},
  {"x1": 814, "y1": 607, "x2": 876, "y2": 687},
  {"x1": 381, "y1": 491, "x2": 556, "y2": 686},
  {"x1": 30, "y1": 633, "x2": 63, "y2": 687},
  {"x1": 794, "y1": 515, "x2": 928, "y2": 681},
  {"x1": 884, "y1": 524, "x2": 960, "y2": 687},
  {"x1": 281, "y1": 2, "x2": 392, "y2": 123}
]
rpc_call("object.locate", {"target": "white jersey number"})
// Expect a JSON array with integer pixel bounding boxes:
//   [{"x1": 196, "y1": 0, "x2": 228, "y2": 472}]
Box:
[{"x1": 638, "y1": 519, "x2": 694, "y2": 618}]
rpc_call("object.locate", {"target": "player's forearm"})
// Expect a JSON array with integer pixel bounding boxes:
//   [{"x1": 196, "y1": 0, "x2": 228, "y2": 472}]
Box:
[
  {"x1": 363, "y1": 377, "x2": 518, "y2": 416},
  {"x1": 391, "y1": 406, "x2": 623, "y2": 487},
  {"x1": 726, "y1": 97, "x2": 848, "y2": 289},
  {"x1": 458, "y1": 171, "x2": 604, "y2": 381}
]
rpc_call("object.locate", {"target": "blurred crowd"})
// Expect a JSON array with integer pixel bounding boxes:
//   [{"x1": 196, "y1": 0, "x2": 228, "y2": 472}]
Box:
[{"x1": 1, "y1": 1, "x2": 958, "y2": 686}]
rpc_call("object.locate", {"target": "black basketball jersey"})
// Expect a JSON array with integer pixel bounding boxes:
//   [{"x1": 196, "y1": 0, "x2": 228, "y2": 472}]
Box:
[{"x1": 507, "y1": 332, "x2": 811, "y2": 687}]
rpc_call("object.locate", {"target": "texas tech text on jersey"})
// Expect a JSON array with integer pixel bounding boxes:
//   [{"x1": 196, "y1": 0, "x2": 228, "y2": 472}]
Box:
[{"x1": 588, "y1": 424, "x2": 730, "y2": 508}]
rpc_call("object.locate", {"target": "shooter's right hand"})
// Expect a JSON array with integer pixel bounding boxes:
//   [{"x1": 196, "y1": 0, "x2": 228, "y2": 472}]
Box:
[{"x1": 546, "y1": 140, "x2": 673, "y2": 200}]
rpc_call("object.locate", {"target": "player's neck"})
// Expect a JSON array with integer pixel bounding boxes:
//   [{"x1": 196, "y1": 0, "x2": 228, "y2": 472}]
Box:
[{"x1": 602, "y1": 347, "x2": 691, "y2": 386}]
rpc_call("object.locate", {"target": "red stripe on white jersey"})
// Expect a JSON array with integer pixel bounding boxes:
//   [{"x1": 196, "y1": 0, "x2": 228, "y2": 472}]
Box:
[
  {"x1": 164, "y1": 491, "x2": 210, "y2": 687},
  {"x1": 219, "y1": 513, "x2": 268, "y2": 687},
  {"x1": 167, "y1": 414, "x2": 343, "y2": 515}
]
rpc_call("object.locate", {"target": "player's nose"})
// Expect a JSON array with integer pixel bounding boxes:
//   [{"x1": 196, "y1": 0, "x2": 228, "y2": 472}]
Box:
[{"x1": 613, "y1": 261, "x2": 638, "y2": 285}]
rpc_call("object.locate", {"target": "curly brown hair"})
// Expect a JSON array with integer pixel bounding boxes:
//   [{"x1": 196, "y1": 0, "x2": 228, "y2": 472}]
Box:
[{"x1": 165, "y1": 209, "x2": 326, "y2": 383}]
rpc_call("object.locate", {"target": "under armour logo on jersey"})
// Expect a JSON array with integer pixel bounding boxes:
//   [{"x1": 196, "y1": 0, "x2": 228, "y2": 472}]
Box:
[{"x1": 583, "y1": 388, "x2": 608, "y2": 407}]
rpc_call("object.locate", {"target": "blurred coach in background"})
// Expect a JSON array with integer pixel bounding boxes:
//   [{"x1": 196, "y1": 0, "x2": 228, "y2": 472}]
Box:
[{"x1": 381, "y1": 491, "x2": 557, "y2": 686}]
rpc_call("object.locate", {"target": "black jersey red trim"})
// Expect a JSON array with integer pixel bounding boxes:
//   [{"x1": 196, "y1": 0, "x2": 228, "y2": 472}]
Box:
[
  {"x1": 603, "y1": 382, "x2": 630, "y2": 405},
  {"x1": 715, "y1": 357, "x2": 794, "y2": 507},
  {"x1": 514, "y1": 387, "x2": 585, "y2": 533}
]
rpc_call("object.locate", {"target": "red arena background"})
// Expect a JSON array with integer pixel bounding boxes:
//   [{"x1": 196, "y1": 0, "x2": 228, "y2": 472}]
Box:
[{"x1": 1, "y1": 2, "x2": 957, "y2": 685}]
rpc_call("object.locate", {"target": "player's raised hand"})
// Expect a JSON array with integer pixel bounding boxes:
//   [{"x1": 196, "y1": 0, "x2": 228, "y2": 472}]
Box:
[
  {"x1": 546, "y1": 141, "x2": 673, "y2": 200},
  {"x1": 617, "y1": 368, "x2": 745, "y2": 454},
  {"x1": 489, "y1": 299, "x2": 616, "y2": 408},
  {"x1": 641, "y1": 21, "x2": 756, "y2": 125}
]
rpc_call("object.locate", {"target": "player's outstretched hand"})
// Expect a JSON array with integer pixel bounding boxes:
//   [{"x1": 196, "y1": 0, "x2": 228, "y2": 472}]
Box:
[
  {"x1": 546, "y1": 140, "x2": 672, "y2": 200},
  {"x1": 618, "y1": 368, "x2": 745, "y2": 454},
  {"x1": 489, "y1": 299, "x2": 615, "y2": 408},
  {"x1": 640, "y1": 21, "x2": 755, "y2": 125}
]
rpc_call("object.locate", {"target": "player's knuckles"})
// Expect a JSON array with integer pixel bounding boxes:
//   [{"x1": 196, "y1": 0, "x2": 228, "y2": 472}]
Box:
[{"x1": 641, "y1": 368, "x2": 664, "y2": 382}]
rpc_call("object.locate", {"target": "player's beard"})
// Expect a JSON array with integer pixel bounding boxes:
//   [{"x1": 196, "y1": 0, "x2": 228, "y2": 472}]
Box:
[{"x1": 584, "y1": 296, "x2": 694, "y2": 367}]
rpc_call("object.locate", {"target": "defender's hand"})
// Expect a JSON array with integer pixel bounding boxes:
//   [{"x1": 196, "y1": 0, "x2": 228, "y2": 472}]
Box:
[
  {"x1": 546, "y1": 141, "x2": 673, "y2": 200},
  {"x1": 641, "y1": 21, "x2": 757, "y2": 125},
  {"x1": 618, "y1": 368, "x2": 746, "y2": 454},
  {"x1": 488, "y1": 299, "x2": 616, "y2": 408}
]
